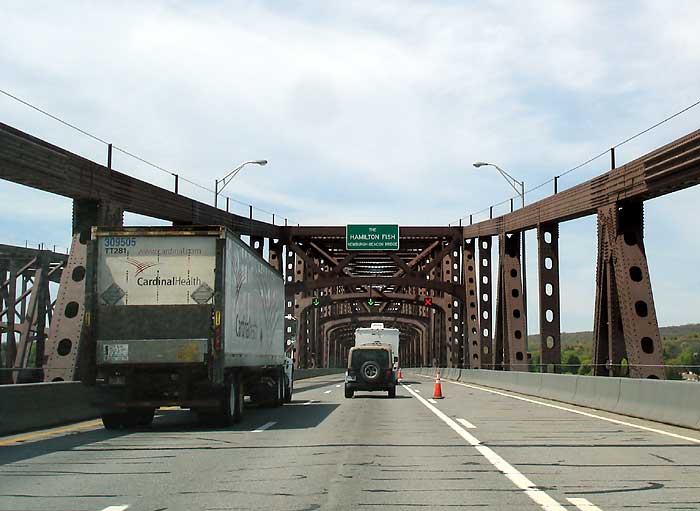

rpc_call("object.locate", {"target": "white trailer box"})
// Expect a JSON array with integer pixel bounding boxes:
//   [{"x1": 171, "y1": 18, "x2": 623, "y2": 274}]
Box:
[
  {"x1": 89, "y1": 226, "x2": 290, "y2": 428},
  {"x1": 354, "y1": 323, "x2": 400, "y2": 364}
]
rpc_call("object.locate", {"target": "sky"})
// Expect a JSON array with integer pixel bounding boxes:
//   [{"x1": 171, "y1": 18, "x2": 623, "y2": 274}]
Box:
[{"x1": 1, "y1": 0, "x2": 699, "y2": 334}]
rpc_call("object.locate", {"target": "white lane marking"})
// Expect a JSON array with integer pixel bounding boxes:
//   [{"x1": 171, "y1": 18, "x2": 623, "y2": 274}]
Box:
[
  {"x1": 457, "y1": 418, "x2": 477, "y2": 429},
  {"x1": 252, "y1": 421, "x2": 277, "y2": 432},
  {"x1": 324, "y1": 390, "x2": 332, "y2": 394},
  {"x1": 403, "y1": 384, "x2": 567, "y2": 511},
  {"x1": 567, "y1": 498, "x2": 604, "y2": 511},
  {"x1": 335, "y1": 384, "x2": 341, "y2": 387},
  {"x1": 303, "y1": 400, "x2": 316, "y2": 405},
  {"x1": 428, "y1": 398, "x2": 438, "y2": 404},
  {"x1": 101, "y1": 506, "x2": 129, "y2": 511},
  {"x1": 424, "y1": 376, "x2": 700, "y2": 445},
  {"x1": 414, "y1": 388, "x2": 421, "y2": 393}
]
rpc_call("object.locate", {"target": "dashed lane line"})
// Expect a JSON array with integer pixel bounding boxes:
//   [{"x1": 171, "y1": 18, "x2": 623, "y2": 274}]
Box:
[
  {"x1": 0, "y1": 419, "x2": 103, "y2": 447},
  {"x1": 568, "y1": 498, "x2": 604, "y2": 511},
  {"x1": 457, "y1": 418, "x2": 477, "y2": 429},
  {"x1": 101, "y1": 506, "x2": 129, "y2": 511},
  {"x1": 252, "y1": 421, "x2": 277, "y2": 432},
  {"x1": 335, "y1": 384, "x2": 341, "y2": 388},
  {"x1": 428, "y1": 398, "x2": 438, "y2": 404},
  {"x1": 402, "y1": 383, "x2": 567, "y2": 511},
  {"x1": 420, "y1": 375, "x2": 700, "y2": 445},
  {"x1": 303, "y1": 400, "x2": 317, "y2": 405},
  {"x1": 324, "y1": 390, "x2": 332, "y2": 394}
]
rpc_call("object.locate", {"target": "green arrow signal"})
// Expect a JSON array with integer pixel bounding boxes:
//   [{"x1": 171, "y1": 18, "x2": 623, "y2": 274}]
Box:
[
  {"x1": 367, "y1": 298, "x2": 375, "y2": 306},
  {"x1": 312, "y1": 297, "x2": 320, "y2": 307}
]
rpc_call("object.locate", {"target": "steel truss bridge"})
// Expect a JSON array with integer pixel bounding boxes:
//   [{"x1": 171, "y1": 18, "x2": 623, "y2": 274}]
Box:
[{"x1": 2, "y1": 121, "x2": 700, "y2": 381}]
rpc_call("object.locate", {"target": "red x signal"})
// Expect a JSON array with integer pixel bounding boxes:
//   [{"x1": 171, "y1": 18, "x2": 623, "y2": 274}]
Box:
[{"x1": 424, "y1": 297, "x2": 433, "y2": 307}]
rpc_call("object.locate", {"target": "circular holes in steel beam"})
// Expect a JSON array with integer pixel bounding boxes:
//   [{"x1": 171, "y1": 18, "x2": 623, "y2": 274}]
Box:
[
  {"x1": 544, "y1": 257, "x2": 553, "y2": 270},
  {"x1": 544, "y1": 231, "x2": 552, "y2": 244},
  {"x1": 482, "y1": 310, "x2": 489, "y2": 320},
  {"x1": 482, "y1": 258, "x2": 489, "y2": 267},
  {"x1": 624, "y1": 231, "x2": 638, "y2": 246},
  {"x1": 468, "y1": 265, "x2": 474, "y2": 272},
  {"x1": 482, "y1": 294, "x2": 489, "y2": 302},
  {"x1": 71, "y1": 266, "x2": 86, "y2": 282},
  {"x1": 470, "y1": 302, "x2": 476, "y2": 308},
  {"x1": 510, "y1": 269, "x2": 518, "y2": 278},
  {"x1": 545, "y1": 309, "x2": 554, "y2": 323},
  {"x1": 641, "y1": 337, "x2": 654, "y2": 354},
  {"x1": 514, "y1": 330, "x2": 522, "y2": 339},
  {"x1": 64, "y1": 301, "x2": 79, "y2": 318},
  {"x1": 545, "y1": 283, "x2": 553, "y2": 296},
  {"x1": 635, "y1": 301, "x2": 649, "y2": 318},
  {"x1": 57, "y1": 338, "x2": 72, "y2": 356},
  {"x1": 629, "y1": 266, "x2": 643, "y2": 282},
  {"x1": 511, "y1": 288, "x2": 520, "y2": 298},
  {"x1": 512, "y1": 309, "x2": 521, "y2": 319},
  {"x1": 483, "y1": 345, "x2": 490, "y2": 354},
  {"x1": 482, "y1": 276, "x2": 489, "y2": 285},
  {"x1": 483, "y1": 329, "x2": 489, "y2": 338},
  {"x1": 516, "y1": 351, "x2": 524, "y2": 361},
  {"x1": 546, "y1": 336, "x2": 555, "y2": 349},
  {"x1": 647, "y1": 375, "x2": 660, "y2": 379}
]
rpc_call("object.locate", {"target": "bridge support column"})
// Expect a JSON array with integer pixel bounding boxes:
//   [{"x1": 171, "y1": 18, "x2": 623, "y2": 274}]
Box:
[
  {"x1": 442, "y1": 248, "x2": 460, "y2": 368},
  {"x1": 593, "y1": 202, "x2": 664, "y2": 378},
  {"x1": 463, "y1": 239, "x2": 480, "y2": 368},
  {"x1": 495, "y1": 233, "x2": 528, "y2": 371},
  {"x1": 537, "y1": 223, "x2": 561, "y2": 373},
  {"x1": 478, "y1": 236, "x2": 493, "y2": 368},
  {"x1": 250, "y1": 236, "x2": 264, "y2": 258}
]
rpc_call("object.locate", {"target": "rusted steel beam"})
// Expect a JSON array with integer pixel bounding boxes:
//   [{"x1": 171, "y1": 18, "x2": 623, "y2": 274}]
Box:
[
  {"x1": 463, "y1": 130, "x2": 700, "y2": 239},
  {"x1": 478, "y1": 236, "x2": 493, "y2": 368},
  {"x1": 463, "y1": 239, "x2": 480, "y2": 368},
  {"x1": 538, "y1": 223, "x2": 562, "y2": 372},
  {"x1": 286, "y1": 226, "x2": 461, "y2": 238},
  {"x1": 496, "y1": 233, "x2": 528, "y2": 371},
  {"x1": 287, "y1": 275, "x2": 465, "y2": 300},
  {"x1": 592, "y1": 202, "x2": 664, "y2": 378},
  {"x1": 0, "y1": 122, "x2": 281, "y2": 238}
]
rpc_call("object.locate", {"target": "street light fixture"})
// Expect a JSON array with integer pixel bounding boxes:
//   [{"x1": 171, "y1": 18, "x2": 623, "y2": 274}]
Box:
[
  {"x1": 472, "y1": 161, "x2": 528, "y2": 348},
  {"x1": 214, "y1": 159, "x2": 268, "y2": 208}
]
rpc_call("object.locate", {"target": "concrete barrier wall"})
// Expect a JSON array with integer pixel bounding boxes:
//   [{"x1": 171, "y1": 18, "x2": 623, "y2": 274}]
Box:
[
  {"x1": 0, "y1": 369, "x2": 346, "y2": 436},
  {"x1": 406, "y1": 367, "x2": 700, "y2": 431},
  {"x1": 0, "y1": 382, "x2": 100, "y2": 436},
  {"x1": 295, "y1": 368, "x2": 345, "y2": 380}
]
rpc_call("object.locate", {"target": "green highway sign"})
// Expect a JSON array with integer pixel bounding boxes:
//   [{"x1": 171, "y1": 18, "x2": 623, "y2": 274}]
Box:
[{"x1": 346, "y1": 224, "x2": 399, "y2": 251}]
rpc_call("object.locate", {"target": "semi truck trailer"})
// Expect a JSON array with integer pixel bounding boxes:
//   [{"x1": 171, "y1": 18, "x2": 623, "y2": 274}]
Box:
[
  {"x1": 82, "y1": 225, "x2": 291, "y2": 429},
  {"x1": 354, "y1": 323, "x2": 400, "y2": 367}
]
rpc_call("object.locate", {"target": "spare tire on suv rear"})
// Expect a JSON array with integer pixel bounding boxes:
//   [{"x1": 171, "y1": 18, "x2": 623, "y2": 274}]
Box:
[{"x1": 360, "y1": 360, "x2": 381, "y2": 383}]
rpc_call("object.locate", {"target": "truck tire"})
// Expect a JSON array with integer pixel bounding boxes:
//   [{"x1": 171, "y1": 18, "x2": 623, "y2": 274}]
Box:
[
  {"x1": 274, "y1": 375, "x2": 283, "y2": 407},
  {"x1": 344, "y1": 385, "x2": 354, "y2": 399},
  {"x1": 360, "y1": 361, "x2": 380, "y2": 383},
  {"x1": 102, "y1": 413, "x2": 126, "y2": 430},
  {"x1": 227, "y1": 379, "x2": 244, "y2": 425},
  {"x1": 284, "y1": 375, "x2": 293, "y2": 403},
  {"x1": 135, "y1": 408, "x2": 156, "y2": 426},
  {"x1": 388, "y1": 385, "x2": 396, "y2": 398}
]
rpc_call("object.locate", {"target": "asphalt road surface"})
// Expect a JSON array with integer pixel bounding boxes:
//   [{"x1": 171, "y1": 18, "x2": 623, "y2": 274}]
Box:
[{"x1": 1, "y1": 374, "x2": 700, "y2": 511}]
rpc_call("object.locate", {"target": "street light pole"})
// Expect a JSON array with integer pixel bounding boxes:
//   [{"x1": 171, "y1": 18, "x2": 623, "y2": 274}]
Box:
[
  {"x1": 473, "y1": 162, "x2": 529, "y2": 350},
  {"x1": 214, "y1": 159, "x2": 268, "y2": 208}
]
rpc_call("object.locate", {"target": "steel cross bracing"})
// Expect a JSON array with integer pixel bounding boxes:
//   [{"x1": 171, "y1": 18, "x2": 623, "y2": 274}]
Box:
[
  {"x1": 2, "y1": 122, "x2": 700, "y2": 379},
  {"x1": 0, "y1": 245, "x2": 67, "y2": 383}
]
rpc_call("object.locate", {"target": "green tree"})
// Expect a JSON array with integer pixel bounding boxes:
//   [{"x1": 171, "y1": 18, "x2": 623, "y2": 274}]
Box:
[
  {"x1": 578, "y1": 360, "x2": 592, "y2": 376},
  {"x1": 562, "y1": 350, "x2": 581, "y2": 374}
]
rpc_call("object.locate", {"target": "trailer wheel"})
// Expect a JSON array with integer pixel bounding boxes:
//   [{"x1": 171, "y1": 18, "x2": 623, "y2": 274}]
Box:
[
  {"x1": 283, "y1": 374, "x2": 293, "y2": 403},
  {"x1": 101, "y1": 413, "x2": 126, "y2": 430},
  {"x1": 230, "y1": 374, "x2": 244, "y2": 424},
  {"x1": 273, "y1": 375, "x2": 283, "y2": 407}
]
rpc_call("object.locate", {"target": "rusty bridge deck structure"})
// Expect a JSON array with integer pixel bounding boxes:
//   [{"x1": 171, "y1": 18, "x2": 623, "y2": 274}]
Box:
[{"x1": 2, "y1": 121, "x2": 700, "y2": 381}]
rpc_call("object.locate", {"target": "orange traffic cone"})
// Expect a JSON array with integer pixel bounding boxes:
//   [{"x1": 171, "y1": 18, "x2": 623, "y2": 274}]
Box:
[
  {"x1": 432, "y1": 371, "x2": 444, "y2": 399},
  {"x1": 397, "y1": 368, "x2": 403, "y2": 382}
]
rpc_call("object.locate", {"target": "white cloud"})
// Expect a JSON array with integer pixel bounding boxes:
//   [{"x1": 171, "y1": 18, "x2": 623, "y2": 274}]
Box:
[{"x1": 1, "y1": 0, "x2": 700, "y2": 329}]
